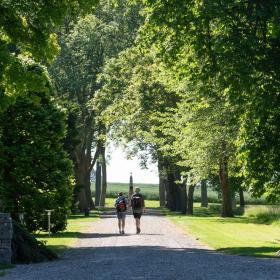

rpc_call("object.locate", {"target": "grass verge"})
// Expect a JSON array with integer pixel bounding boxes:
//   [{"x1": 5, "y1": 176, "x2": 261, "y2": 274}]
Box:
[
  {"x1": 36, "y1": 211, "x2": 99, "y2": 253},
  {"x1": 167, "y1": 204, "x2": 280, "y2": 258},
  {"x1": 0, "y1": 264, "x2": 14, "y2": 277},
  {"x1": 0, "y1": 212, "x2": 98, "y2": 277}
]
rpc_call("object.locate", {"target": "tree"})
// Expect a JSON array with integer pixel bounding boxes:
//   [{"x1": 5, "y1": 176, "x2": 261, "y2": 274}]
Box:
[
  {"x1": 141, "y1": 0, "x2": 280, "y2": 204},
  {"x1": 0, "y1": 0, "x2": 97, "y2": 111},
  {"x1": 0, "y1": 2, "x2": 100, "y2": 228},
  {"x1": 0, "y1": 63, "x2": 73, "y2": 232},
  {"x1": 51, "y1": 0, "x2": 144, "y2": 210},
  {"x1": 95, "y1": 47, "x2": 189, "y2": 213},
  {"x1": 200, "y1": 180, "x2": 208, "y2": 208}
]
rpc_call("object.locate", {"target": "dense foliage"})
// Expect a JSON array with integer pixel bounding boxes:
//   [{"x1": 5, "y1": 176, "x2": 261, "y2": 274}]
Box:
[
  {"x1": 0, "y1": 1, "x2": 98, "y2": 232},
  {"x1": 93, "y1": 0, "x2": 280, "y2": 216},
  {"x1": 1, "y1": 0, "x2": 280, "y2": 227},
  {"x1": 0, "y1": 74, "x2": 73, "y2": 232},
  {"x1": 0, "y1": 0, "x2": 97, "y2": 111},
  {"x1": 50, "y1": 0, "x2": 144, "y2": 210}
]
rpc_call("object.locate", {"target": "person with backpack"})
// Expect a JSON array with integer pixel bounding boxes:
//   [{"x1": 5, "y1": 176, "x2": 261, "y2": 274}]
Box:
[
  {"x1": 115, "y1": 192, "x2": 128, "y2": 234},
  {"x1": 130, "y1": 187, "x2": 145, "y2": 234}
]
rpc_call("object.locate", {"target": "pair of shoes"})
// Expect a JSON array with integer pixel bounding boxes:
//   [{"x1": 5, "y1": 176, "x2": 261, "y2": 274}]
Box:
[
  {"x1": 121, "y1": 230, "x2": 125, "y2": 234},
  {"x1": 136, "y1": 227, "x2": 141, "y2": 234}
]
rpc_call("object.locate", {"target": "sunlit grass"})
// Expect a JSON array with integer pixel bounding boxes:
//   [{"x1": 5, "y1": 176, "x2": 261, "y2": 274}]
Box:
[
  {"x1": 167, "y1": 204, "x2": 280, "y2": 257},
  {"x1": 36, "y1": 211, "x2": 99, "y2": 252},
  {"x1": 92, "y1": 182, "x2": 159, "y2": 200}
]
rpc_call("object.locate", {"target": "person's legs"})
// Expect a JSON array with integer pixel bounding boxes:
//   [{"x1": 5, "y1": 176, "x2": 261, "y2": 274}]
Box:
[
  {"x1": 121, "y1": 217, "x2": 125, "y2": 234},
  {"x1": 133, "y1": 212, "x2": 142, "y2": 234},
  {"x1": 118, "y1": 218, "x2": 122, "y2": 233},
  {"x1": 136, "y1": 218, "x2": 141, "y2": 233}
]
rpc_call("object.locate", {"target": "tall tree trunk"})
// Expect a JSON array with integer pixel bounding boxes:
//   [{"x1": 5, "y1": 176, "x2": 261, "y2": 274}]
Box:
[
  {"x1": 84, "y1": 170, "x2": 94, "y2": 209},
  {"x1": 159, "y1": 178, "x2": 166, "y2": 207},
  {"x1": 166, "y1": 172, "x2": 176, "y2": 211},
  {"x1": 72, "y1": 115, "x2": 95, "y2": 211},
  {"x1": 219, "y1": 148, "x2": 233, "y2": 217},
  {"x1": 84, "y1": 125, "x2": 95, "y2": 209},
  {"x1": 186, "y1": 184, "x2": 195, "y2": 215},
  {"x1": 160, "y1": 158, "x2": 181, "y2": 212},
  {"x1": 174, "y1": 183, "x2": 181, "y2": 212},
  {"x1": 231, "y1": 192, "x2": 236, "y2": 210},
  {"x1": 74, "y1": 153, "x2": 89, "y2": 211},
  {"x1": 157, "y1": 156, "x2": 166, "y2": 207},
  {"x1": 95, "y1": 161, "x2": 102, "y2": 206},
  {"x1": 239, "y1": 187, "x2": 245, "y2": 207},
  {"x1": 201, "y1": 179, "x2": 208, "y2": 207},
  {"x1": 180, "y1": 182, "x2": 187, "y2": 214},
  {"x1": 174, "y1": 169, "x2": 182, "y2": 212},
  {"x1": 100, "y1": 146, "x2": 107, "y2": 207}
]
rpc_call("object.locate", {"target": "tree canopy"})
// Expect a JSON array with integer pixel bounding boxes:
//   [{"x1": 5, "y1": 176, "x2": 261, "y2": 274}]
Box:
[
  {"x1": 2, "y1": 0, "x2": 280, "y2": 226},
  {"x1": 0, "y1": 0, "x2": 97, "y2": 111}
]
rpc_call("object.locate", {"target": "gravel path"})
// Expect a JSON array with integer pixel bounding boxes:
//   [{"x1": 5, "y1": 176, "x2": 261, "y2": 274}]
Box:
[{"x1": 2, "y1": 209, "x2": 280, "y2": 280}]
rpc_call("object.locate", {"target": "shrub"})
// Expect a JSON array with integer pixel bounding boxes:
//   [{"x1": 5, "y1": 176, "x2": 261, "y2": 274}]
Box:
[{"x1": 0, "y1": 91, "x2": 74, "y2": 232}]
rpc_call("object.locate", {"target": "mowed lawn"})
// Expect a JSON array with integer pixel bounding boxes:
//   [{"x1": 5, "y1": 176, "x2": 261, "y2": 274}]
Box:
[
  {"x1": 106, "y1": 182, "x2": 158, "y2": 194},
  {"x1": 36, "y1": 212, "x2": 98, "y2": 252},
  {"x1": 92, "y1": 182, "x2": 159, "y2": 200},
  {"x1": 168, "y1": 204, "x2": 280, "y2": 257}
]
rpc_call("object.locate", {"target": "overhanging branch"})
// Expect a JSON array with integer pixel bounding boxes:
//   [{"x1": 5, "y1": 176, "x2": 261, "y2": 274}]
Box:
[{"x1": 89, "y1": 147, "x2": 100, "y2": 172}]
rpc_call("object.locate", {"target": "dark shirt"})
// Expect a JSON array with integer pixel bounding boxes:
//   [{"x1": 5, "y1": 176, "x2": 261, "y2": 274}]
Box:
[{"x1": 131, "y1": 193, "x2": 145, "y2": 213}]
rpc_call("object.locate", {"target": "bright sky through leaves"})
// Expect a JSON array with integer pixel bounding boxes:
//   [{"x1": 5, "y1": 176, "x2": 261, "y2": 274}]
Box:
[{"x1": 106, "y1": 146, "x2": 158, "y2": 184}]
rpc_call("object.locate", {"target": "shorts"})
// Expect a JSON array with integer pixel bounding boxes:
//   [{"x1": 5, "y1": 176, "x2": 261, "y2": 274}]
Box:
[
  {"x1": 117, "y1": 211, "x2": 126, "y2": 220},
  {"x1": 133, "y1": 212, "x2": 142, "y2": 219}
]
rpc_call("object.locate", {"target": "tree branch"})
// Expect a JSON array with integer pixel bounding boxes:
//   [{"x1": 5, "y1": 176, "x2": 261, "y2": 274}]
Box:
[{"x1": 89, "y1": 147, "x2": 100, "y2": 172}]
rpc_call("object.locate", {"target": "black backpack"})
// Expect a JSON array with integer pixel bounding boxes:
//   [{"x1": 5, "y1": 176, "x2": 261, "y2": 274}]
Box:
[
  {"x1": 116, "y1": 197, "x2": 127, "y2": 212},
  {"x1": 131, "y1": 194, "x2": 142, "y2": 209}
]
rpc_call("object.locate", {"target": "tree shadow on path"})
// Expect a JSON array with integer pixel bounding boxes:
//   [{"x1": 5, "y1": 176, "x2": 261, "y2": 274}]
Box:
[
  {"x1": 65, "y1": 245, "x2": 280, "y2": 280},
  {"x1": 79, "y1": 233, "x2": 163, "y2": 238},
  {"x1": 3, "y1": 246, "x2": 280, "y2": 280}
]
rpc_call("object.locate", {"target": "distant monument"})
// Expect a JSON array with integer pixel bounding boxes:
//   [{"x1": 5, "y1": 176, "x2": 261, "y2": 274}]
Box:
[{"x1": 128, "y1": 173, "x2": 134, "y2": 203}]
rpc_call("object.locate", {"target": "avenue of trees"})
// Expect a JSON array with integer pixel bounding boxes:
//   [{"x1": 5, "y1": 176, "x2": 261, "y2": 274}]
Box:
[
  {"x1": 1, "y1": 0, "x2": 280, "y2": 237},
  {"x1": 96, "y1": 0, "x2": 280, "y2": 217}
]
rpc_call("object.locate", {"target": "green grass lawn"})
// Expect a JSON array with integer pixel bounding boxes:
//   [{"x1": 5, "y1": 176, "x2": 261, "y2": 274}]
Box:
[
  {"x1": 0, "y1": 213, "x2": 98, "y2": 277},
  {"x1": 0, "y1": 265, "x2": 14, "y2": 277},
  {"x1": 167, "y1": 204, "x2": 280, "y2": 258},
  {"x1": 104, "y1": 182, "x2": 159, "y2": 195},
  {"x1": 92, "y1": 182, "x2": 159, "y2": 200},
  {"x1": 36, "y1": 211, "x2": 98, "y2": 252}
]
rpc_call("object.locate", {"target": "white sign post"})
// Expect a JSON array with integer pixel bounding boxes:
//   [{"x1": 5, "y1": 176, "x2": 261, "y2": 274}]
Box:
[
  {"x1": 19, "y1": 212, "x2": 25, "y2": 225},
  {"x1": 45, "y1": 210, "x2": 54, "y2": 236}
]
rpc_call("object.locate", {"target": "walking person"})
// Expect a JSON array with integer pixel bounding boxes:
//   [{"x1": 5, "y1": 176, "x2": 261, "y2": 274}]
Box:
[
  {"x1": 115, "y1": 192, "x2": 128, "y2": 234},
  {"x1": 130, "y1": 187, "x2": 145, "y2": 234}
]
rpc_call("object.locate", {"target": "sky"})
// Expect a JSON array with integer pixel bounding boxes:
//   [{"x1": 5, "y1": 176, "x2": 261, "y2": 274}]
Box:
[{"x1": 106, "y1": 146, "x2": 159, "y2": 184}]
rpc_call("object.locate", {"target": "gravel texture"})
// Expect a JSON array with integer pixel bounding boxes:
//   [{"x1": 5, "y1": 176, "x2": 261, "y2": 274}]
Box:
[{"x1": 2, "y1": 209, "x2": 280, "y2": 280}]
